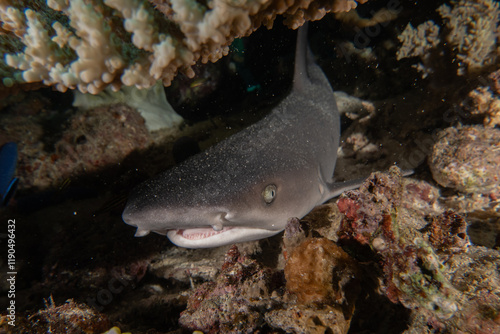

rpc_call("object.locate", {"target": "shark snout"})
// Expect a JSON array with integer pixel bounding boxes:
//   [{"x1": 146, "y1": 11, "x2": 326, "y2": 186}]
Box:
[{"x1": 122, "y1": 200, "x2": 233, "y2": 235}]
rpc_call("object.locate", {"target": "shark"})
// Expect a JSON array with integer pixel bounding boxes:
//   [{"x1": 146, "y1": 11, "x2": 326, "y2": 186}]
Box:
[{"x1": 122, "y1": 25, "x2": 363, "y2": 248}]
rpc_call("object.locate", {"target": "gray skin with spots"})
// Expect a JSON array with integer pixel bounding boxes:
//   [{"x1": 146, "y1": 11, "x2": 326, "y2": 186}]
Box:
[{"x1": 123, "y1": 25, "x2": 360, "y2": 248}]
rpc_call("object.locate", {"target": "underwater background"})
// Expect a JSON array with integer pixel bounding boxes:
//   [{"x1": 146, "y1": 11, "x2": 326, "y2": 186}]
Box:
[{"x1": 0, "y1": 0, "x2": 499, "y2": 333}]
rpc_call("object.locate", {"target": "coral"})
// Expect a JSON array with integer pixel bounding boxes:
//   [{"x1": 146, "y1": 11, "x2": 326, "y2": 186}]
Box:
[
  {"x1": 404, "y1": 246, "x2": 500, "y2": 333},
  {"x1": 491, "y1": 69, "x2": 500, "y2": 95},
  {"x1": 8, "y1": 103, "x2": 152, "y2": 189},
  {"x1": 73, "y1": 81, "x2": 183, "y2": 131},
  {"x1": 334, "y1": 7, "x2": 398, "y2": 29},
  {"x1": 333, "y1": 91, "x2": 375, "y2": 121},
  {"x1": 265, "y1": 305, "x2": 351, "y2": 334},
  {"x1": 178, "y1": 245, "x2": 278, "y2": 333},
  {"x1": 397, "y1": 0, "x2": 500, "y2": 76},
  {"x1": 428, "y1": 126, "x2": 500, "y2": 194},
  {"x1": 17, "y1": 298, "x2": 111, "y2": 334},
  {"x1": 336, "y1": 168, "x2": 430, "y2": 246},
  {"x1": 463, "y1": 87, "x2": 500, "y2": 127},
  {"x1": 403, "y1": 179, "x2": 443, "y2": 216},
  {"x1": 335, "y1": 167, "x2": 500, "y2": 331},
  {"x1": 460, "y1": 69, "x2": 500, "y2": 127},
  {"x1": 437, "y1": 0, "x2": 499, "y2": 75},
  {"x1": 0, "y1": 0, "x2": 368, "y2": 94},
  {"x1": 441, "y1": 189, "x2": 499, "y2": 248},
  {"x1": 337, "y1": 167, "x2": 461, "y2": 320},
  {"x1": 396, "y1": 21, "x2": 440, "y2": 77},
  {"x1": 422, "y1": 210, "x2": 470, "y2": 254},
  {"x1": 178, "y1": 239, "x2": 360, "y2": 334},
  {"x1": 284, "y1": 238, "x2": 359, "y2": 307}
]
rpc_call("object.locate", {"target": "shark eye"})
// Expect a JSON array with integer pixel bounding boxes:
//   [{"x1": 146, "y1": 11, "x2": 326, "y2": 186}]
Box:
[{"x1": 262, "y1": 184, "x2": 277, "y2": 204}]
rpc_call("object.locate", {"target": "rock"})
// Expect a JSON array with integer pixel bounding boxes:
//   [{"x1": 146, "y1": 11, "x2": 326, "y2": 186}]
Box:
[{"x1": 428, "y1": 126, "x2": 500, "y2": 194}]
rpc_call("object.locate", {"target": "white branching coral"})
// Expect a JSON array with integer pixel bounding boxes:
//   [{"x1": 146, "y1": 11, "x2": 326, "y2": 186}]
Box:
[
  {"x1": 396, "y1": 21, "x2": 440, "y2": 78},
  {"x1": 397, "y1": 21, "x2": 440, "y2": 61},
  {"x1": 0, "y1": 0, "x2": 368, "y2": 94},
  {"x1": 437, "y1": 0, "x2": 499, "y2": 74},
  {"x1": 397, "y1": 0, "x2": 500, "y2": 77}
]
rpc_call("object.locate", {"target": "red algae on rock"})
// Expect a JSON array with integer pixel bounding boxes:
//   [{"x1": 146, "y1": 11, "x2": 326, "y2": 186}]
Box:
[
  {"x1": 336, "y1": 167, "x2": 500, "y2": 332},
  {"x1": 337, "y1": 167, "x2": 460, "y2": 319},
  {"x1": 423, "y1": 210, "x2": 470, "y2": 254},
  {"x1": 179, "y1": 245, "x2": 278, "y2": 333}
]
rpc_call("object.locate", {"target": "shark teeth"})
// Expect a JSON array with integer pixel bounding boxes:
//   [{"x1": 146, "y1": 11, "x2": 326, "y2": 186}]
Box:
[
  {"x1": 134, "y1": 228, "x2": 150, "y2": 237},
  {"x1": 176, "y1": 227, "x2": 233, "y2": 240}
]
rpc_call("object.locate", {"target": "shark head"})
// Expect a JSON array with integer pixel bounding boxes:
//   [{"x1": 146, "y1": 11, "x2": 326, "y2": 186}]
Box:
[{"x1": 122, "y1": 159, "x2": 322, "y2": 248}]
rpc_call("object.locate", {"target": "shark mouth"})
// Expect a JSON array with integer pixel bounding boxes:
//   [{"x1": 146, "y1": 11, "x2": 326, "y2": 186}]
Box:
[
  {"x1": 173, "y1": 227, "x2": 234, "y2": 240},
  {"x1": 165, "y1": 226, "x2": 281, "y2": 248}
]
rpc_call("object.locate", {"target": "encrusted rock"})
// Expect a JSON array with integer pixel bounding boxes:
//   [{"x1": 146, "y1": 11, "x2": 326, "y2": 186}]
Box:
[
  {"x1": 428, "y1": 126, "x2": 500, "y2": 193},
  {"x1": 265, "y1": 305, "x2": 350, "y2": 334},
  {"x1": 284, "y1": 238, "x2": 359, "y2": 308},
  {"x1": 422, "y1": 210, "x2": 470, "y2": 254},
  {"x1": 178, "y1": 245, "x2": 279, "y2": 333},
  {"x1": 17, "y1": 298, "x2": 111, "y2": 334},
  {"x1": 337, "y1": 168, "x2": 461, "y2": 320}
]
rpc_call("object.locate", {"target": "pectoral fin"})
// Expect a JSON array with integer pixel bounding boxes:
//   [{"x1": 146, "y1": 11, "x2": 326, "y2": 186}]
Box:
[{"x1": 325, "y1": 169, "x2": 414, "y2": 200}]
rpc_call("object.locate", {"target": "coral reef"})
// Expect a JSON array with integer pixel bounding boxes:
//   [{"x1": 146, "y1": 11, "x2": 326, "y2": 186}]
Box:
[
  {"x1": 15, "y1": 298, "x2": 111, "y2": 334},
  {"x1": 463, "y1": 87, "x2": 500, "y2": 128},
  {"x1": 8, "y1": 104, "x2": 152, "y2": 190},
  {"x1": 460, "y1": 69, "x2": 500, "y2": 128},
  {"x1": 337, "y1": 168, "x2": 500, "y2": 332},
  {"x1": 177, "y1": 169, "x2": 498, "y2": 333},
  {"x1": 278, "y1": 235, "x2": 360, "y2": 334},
  {"x1": 0, "y1": 0, "x2": 368, "y2": 94},
  {"x1": 4, "y1": 165, "x2": 500, "y2": 334},
  {"x1": 337, "y1": 168, "x2": 462, "y2": 320},
  {"x1": 179, "y1": 240, "x2": 359, "y2": 334},
  {"x1": 396, "y1": 21, "x2": 440, "y2": 78},
  {"x1": 73, "y1": 81, "x2": 183, "y2": 131},
  {"x1": 437, "y1": 0, "x2": 499, "y2": 74},
  {"x1": 405, "y1": 246, "x2": 500, "y2": 333},
  {"x1": 423, "y1": 210, "x2": 469, "y2": 254},
  {"x1": 397, "y1": 0, "x2": 500, "y2": 77},
  {"x1": 178, "y1": 245, "x2": 277, "y2": 333},
  {"x1": 2, "y1": 3, "x2": 500, "y2": 332},
  {"x1": 265, "y1": 305, "x2": 351, "y2": 334},
  {"x1": 284, "y1": 237, "x2": 359, "y2": 306},
  {"x1": 428, "y1": 126, "x2": 500, "y2": 194}
]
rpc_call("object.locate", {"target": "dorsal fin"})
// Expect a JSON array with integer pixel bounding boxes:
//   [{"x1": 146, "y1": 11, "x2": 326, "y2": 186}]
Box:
[
  {"x1": 293, "y1": 22, "x2": 309, "y2": 92},
  {"x1": 293, "y1": 22, "x2": 333, "y2": 92}
]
